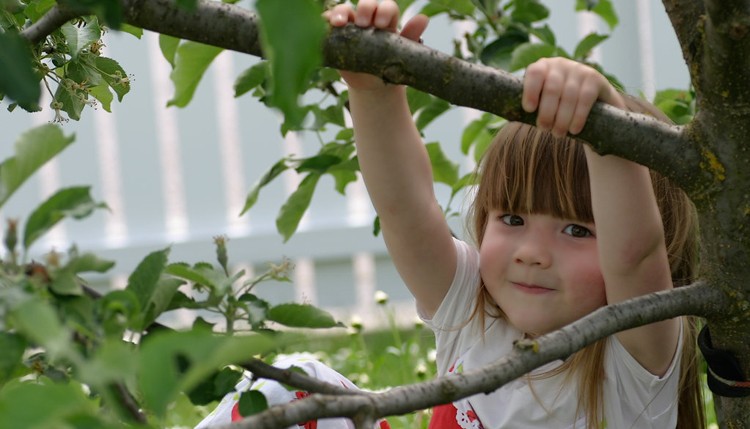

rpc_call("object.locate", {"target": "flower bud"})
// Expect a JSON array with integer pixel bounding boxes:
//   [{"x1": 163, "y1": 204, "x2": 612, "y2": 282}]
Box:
[{"x1": 374, "y1": 290, "x2": 389, "y2": 305}]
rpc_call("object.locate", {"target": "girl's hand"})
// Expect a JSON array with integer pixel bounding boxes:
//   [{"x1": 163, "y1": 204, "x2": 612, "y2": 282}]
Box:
[
  {"x1": 521, "y1": 57, "x2": 626, "y2": 138},
  {"x1": 324, "y1": 0, "x2": 428, "y2": 91}
]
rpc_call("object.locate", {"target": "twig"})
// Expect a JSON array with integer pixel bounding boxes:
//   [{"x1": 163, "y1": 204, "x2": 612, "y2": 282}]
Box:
[{"x1": 240, "y1": 358, "x2": 357, "y2": 396}]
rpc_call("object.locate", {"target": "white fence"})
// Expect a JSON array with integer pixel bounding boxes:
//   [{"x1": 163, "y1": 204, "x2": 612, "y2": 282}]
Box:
[{"x1": 0, "y1": 0, "x2": 687, "y2": 328}]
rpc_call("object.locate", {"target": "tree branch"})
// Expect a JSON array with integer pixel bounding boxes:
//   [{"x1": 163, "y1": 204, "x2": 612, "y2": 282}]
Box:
[
  {"x1": 20, "y1": 4, "x2": 81, "y2": 44},
  {"x1": 210, "y1": 282, "x2": 726, "y2": 429},
  {"x1": 240, "y1": 358, "x2": 356, "y2": 396}
]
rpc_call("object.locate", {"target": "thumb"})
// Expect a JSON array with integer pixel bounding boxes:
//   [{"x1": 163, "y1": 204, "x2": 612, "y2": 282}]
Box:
[{"x1": 400, "y1": 14, "x2": 429, "y2": 42}]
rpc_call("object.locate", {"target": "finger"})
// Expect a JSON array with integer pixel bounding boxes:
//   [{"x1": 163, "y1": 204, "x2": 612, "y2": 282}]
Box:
[
  {"x1": 400, "y1": 14, "x2": 429, "y2": 41},
  {"x1": 326, "y1": 4, "x2": 355, "y2": 26},
  {"x1": 373, "y1": 0, "x2": 400, "y2": 31},
  {"x1": 568, "y1": 74, "x2": 600, "y2": 134},
  {"x1": 535, "y1": 67, "x2": 565, "y2": 131},
  {"x1": 522, "y1": 59, "x2": 549, "y2": 113},
  {"x1": 355, "y1": 0, "x2": 377, "y2": 27},
  {"x1": 552, "y1": 77, "x2": 584, "y2": 137}
]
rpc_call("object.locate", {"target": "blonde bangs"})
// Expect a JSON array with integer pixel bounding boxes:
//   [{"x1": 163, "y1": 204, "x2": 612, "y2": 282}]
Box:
[{"x1": 472, "y1": 122, "x2": 593, "y2": 244}]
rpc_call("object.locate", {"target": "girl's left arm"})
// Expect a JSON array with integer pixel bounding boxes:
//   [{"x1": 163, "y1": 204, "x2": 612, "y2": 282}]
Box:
[{"x1": 523, "y1": 58, "x2": 679, "y2": 376}]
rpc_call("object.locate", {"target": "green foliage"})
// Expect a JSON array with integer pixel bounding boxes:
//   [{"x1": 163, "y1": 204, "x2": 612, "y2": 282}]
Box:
[
  {"x1": 0, "y1": 30, "x2": 41, "y2": 109},
  {"x1": 167, "y1": 41, "x2": 223, "y2": 107}
]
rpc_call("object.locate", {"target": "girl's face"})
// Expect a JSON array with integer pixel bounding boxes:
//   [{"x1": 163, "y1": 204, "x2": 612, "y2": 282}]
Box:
[{"x1": 479, "y1": 211, "x2": 606, "y2": 336}]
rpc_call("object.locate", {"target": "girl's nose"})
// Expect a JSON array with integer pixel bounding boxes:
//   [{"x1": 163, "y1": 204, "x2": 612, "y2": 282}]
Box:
[{"x1": 513, "y1": 235, "x2": 552, "y2": 268}]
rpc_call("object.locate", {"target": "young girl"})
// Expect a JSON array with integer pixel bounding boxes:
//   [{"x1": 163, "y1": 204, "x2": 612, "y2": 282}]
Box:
[
  {"x1": 327, "y1": 0, "x2": 703, "y2": 428},
  {"x1": 198, "y1": 1, "x2": 704, "y2": 427}
]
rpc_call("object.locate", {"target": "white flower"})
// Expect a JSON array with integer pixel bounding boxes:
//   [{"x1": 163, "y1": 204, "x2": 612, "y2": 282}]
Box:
[{"x1": 374, "y1": 290, "x2": 389, "y2": 305}]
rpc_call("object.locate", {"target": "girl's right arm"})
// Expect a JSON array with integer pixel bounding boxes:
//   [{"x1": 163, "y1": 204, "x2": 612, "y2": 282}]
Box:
[{"x1": 327, "y1": 0, "x2": 456, "y2": 317}]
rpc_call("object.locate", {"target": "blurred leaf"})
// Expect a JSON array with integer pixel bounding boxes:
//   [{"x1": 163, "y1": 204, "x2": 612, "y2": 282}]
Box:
[
  {"x1": 238, "y1": 390, "x2": 268, "y2": 417},
  {"x1": 166, "y1": 263, "x2": 218, "y2": 289},
  {"x1": 0, "y1": 31, "x2": 40, "y2": 109},
  {"x1": 0, "y1": 381, "x2": 97, "y2": 429},
  {"x1": 241, "y1": 159, "x2": 289, "y2": 215},
  {"x1": 256, "y1": 0, "x2": 326, "y2": 127},
  {"x1": 510, "y1": 0, "x2": 549, "y2": 24},
  {"x1": 460, "y1": 114, "x2": 492, "y2": 155},
  {"x1": 125, "y1": 248, "x2": 170, "y2": 313},
  {"x1": 420, "y1": 0, "x2": 474, "y2": 17},
  {"x1": 118, "y1": 23, "x2": 143, "y2": 38},
  {"x1": 480, "y1": 28, "x2": 529, "y2": 70},
  {"x1": 575, "y1": 0, "x2": 618, "y2": 30},
  {"x1": 65, "y1": 252, "x2": 115, "y2": 274},
  {"x1": 509, "y1": 42, "x2": 557, "y2": 72},
  {"x1": 426, "y1": 142, "x2": 459, "y2": 186},
  {"x1": 23, "y1": 0, "x2": 55, "y2": 22},
  {"x1": 159, "y1": 34, "x2": 180, "y2": 68},
  {"x1": 187, "y1": 367, "x2": 241, "y2": 405},
  {"x1": 0, "y1": 124, "x2": 74, "y2": 209},
  {"x1": 0, "y1": 333, "x2": 25, "y2": 385},
  {"x1": 61, "y1": 19, "x2": 101, "y2": 60},
  {"x1": 138, "y1": 330, "x2": 277, "y2": 417},
  {"x1": 529, "y1": 24, "x2": 556, "y2": 46},
  {"x1": 9, "y1": 298, "x2": 70, "y2": 359},
  {"x1": 267, "y1": 303, "x2": 340, "y2": 328},
  {"x1": 50, "y1": 271, "x2": 83, "y2": 296},
  {"x1": 406, "y1": 88, "x2": 432, "y2": 114},
  {"x1": 276, "y1": 173, "x2": 320, "y2": 242},
  {"x1": 296, "y1": 154, "x2": 341, "y2": 173},
  {"x1": 573, "y1": 33, "x2": 608, "y2": 60},
  {"x1": 142, "y1": 277, "x2": 185, "y2": 330},
  {"x1": 235, "y1": 61, "x2": 269, "y2": 97},
  {"x1": 23, "y1": 186, "x2": 107, "y2": 250},
  {"x1": 96, "y1": 57, "x2": 130, "y2": 101},
  {"x1": 415, "y1": 98, "x2": 451, "y2": 131},
  {"x1": 167, "y1": 42, "x2": 222, "y2": 107}
]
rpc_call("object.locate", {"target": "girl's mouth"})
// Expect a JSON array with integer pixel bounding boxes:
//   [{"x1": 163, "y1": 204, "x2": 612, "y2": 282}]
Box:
[{"x1": 512, "y1": 282, "x2": 554, "y2": 294}]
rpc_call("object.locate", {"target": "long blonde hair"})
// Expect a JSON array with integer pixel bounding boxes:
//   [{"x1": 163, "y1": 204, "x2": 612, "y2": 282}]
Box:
[{"x1": 468, "y1": 109, "x2": 704, "y2": 428}]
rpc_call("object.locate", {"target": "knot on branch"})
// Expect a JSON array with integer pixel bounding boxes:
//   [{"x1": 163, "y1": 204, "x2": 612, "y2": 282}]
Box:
[
  {"x1": 381, "y1": 63, "x2": 412, "y2": 85},
  {"x1": 729, "y1": 21, "x2": 750, "y2": 40}
]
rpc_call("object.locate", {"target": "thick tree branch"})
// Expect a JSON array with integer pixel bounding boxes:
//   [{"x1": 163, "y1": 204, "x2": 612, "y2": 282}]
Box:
[
  {"x1": 660, "y1": 0, "x2": 705, "y2": 92},
  {"x1": 240, "y1": 358, "x2": 356, "y2": 396},
  {"x1": 20, "y1": 0, "x2": 709, "y2": 196},
  {"x1": 211, "y1": 282, "x2": 726, "y2": 429}
]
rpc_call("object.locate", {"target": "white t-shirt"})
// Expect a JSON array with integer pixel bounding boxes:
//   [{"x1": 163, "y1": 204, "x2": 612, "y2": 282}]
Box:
[{"x1": 422, "y1": 238, "x2": 682, "y2": 429}]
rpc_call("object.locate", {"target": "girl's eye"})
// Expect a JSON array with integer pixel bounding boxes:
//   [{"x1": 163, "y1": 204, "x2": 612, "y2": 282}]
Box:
[
  {"x1": 563, "y1": 224, "x2": 594, "y2": 238},
  {"x1": 500, "y1": 214, "x2": 524, "y2": 226}
]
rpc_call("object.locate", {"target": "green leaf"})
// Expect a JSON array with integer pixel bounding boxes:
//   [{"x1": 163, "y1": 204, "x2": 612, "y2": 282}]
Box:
[
  {"x1": 23, "y1": 186, "x2": 107, "y2": 250},
  {"x1": 118, "y1": 23, "x2": 143, "y2": 38},
  {"x1": 50, "y1": 271, "x2": 83, "y2": 296},
  {"x1": 573, "y1": 33, "x2": 608, "y2": 60},
  {"x1": 480, "y1": 28, "x2": 529, "y2": 70},
  {"x1": 88, "y1": 84, "x2": 113, "y2": 112},
  {"x1": 296, "y1": 154, "x2": 341, "y2": 173},
  {"x1": 238, "y1": 390, "x2": 269, "y2": 417},
  {"x1": 165, "y1": 263, "x2": 218, "y2": 289},
  {"x1": 426, "y1": 142, "x2": 459, "y2": 186},
  {"x1": 23, "y1": 0, "x2": 56, "y2": 22},
  {"x1": 187, "y1": 367, "x2": 241, "y2": 405},
  {"x1": 419, "y1": 0, "x2": 474, "y2": 17},
  {"x1": 256, "y1": 0, "x2": 326, "y2": 128},
  {"x1": 235, "y1": 61, "x2": 269, "y2": 97},
  {"x1": 176, "y1": 0, "x2": 197, "y2": 10},
  {"x1": 0, "y1": 333, "x2": 25, "y2": 385},
  {"x1": 276, "y1": 173, "x2": 320, "y2": 241},
  {"x1": 575, "y1": 0, "x2": 618, "y2": 30},
  {"x1": 61, "y1": 19, "x2": 102, "y2": 60},
  {"x1": 460, "y1": 114, "x2": 492, "y2": 154},
  {"x1": 0, "y1": 124, "x2": 75, "y2": 208},
  {"x1": 138, "y1": 330, "x2": 277, "y2": 417},
  {"x1": 0, "y1": 381, "x2": 97, "y2": 429},
  {"x1": 95, "y1": 57, "x2": 130, "y2": 101},
  {"x1": 53, "y1": 81, "x2": 86, "y2": 121},
  {"x1": 240, "y1": 159, "x2": 289, "y2": 215},
  {"x1": 9, "y1": 298, "x2": 71, "y2": 359},
  {"x1": 267, "y1": 303, "x2": 340, "y2": 328},
  {"x1": 406, "y1": 88, "x2": 432, "y2": 114},
  {"x1": 529, "y1": 24, "x2": 556, "y2": 46},
  {"x1": 142, "y1": 277, "x2": 185, "y2": 330},
  {"x1": 65, "y1": 252, "x2": 115, "y2": 274},
  {"x1": 328, "y1": 158, "x2": 359, "y2": 194},
  {"x1": 125, "y1": 248, "x2": 170, "y2": 312},
  {"x1": 415, "y1": 98, "x2": 451, "y2": 131},
  {"x1": 511, "y1": 0, "x2": 549, "y2": 24},
  {"x1": 167, "y1": 41, "x2": 222, "y2": 107},
  {"x1": 159, "y1": 34, "x2": 180, "y2": 68},
  {"x1": 509, "y1": 42, "x2": 557, "y2": 72},
  {"x1": 0, "y1": 31, "x2": 41, "y2": 109}
]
